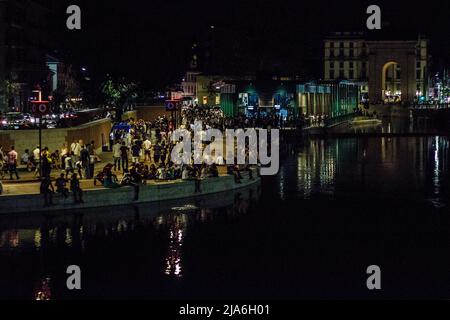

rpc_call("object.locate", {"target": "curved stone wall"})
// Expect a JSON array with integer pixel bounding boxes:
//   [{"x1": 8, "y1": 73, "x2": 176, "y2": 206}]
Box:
[{"x1": 0, "y1": 169, "x2": 260, "y2": 214}]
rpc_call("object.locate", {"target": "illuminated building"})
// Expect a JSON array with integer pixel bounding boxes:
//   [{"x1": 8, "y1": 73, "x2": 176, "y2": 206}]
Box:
[{"x1": 324, "y1": 32, "x2": 429, "y2": 104}]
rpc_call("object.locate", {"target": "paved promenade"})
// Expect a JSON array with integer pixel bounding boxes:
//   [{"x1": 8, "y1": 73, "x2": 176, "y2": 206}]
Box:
[
  {"x1": 1, "y1": 152, "x2": 117, "y2": 196},
  {"x1": 0, "y1": 150, "x2": 234, "y2": 196}
]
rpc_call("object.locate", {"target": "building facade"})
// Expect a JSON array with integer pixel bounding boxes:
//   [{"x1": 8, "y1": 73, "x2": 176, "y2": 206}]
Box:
[
  {"x1": 219, "y1": 79, "x2": 360, "y2": 119},
  {"x1": 324, "y1": 32, "x2": 429, "y2": 104}
]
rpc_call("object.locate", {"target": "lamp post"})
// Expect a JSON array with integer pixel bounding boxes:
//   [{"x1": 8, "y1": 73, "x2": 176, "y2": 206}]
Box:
[
  {"x1": 38, "y1": 114, "x2": 42, "y2": 178},
  {"x1": 31, "y1": 101, "x2": 49, "y2": 178}
]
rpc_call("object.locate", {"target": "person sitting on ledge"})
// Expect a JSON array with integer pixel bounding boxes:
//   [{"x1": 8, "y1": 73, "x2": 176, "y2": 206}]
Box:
[
  {"x1": 103, "y1": 170, "x2": 120, "y2": 188},
  {"x1": 120, "y1": 171, "x2": 140, "y2": 201},
  {"x1": 70, "y1": 173, "x2": 84, "y2": 204},
  {"x1": 232, "y1": 165, "x2": 242, "y2": 184},
  {"x1": 40, "y1": 176, "x2": 54, "y2": 207},
  {"x1": 55, "y1": 173, "x2": 69, "y2": 198},
  {"x1": 181, "y1": 165, "x2": 190, "y2": 180},
  {"x1": 244, "y1": 164, "x2": 254, "y2": 180},
  {"x1": 209, "y1": 163, "x2": 219, "y2": 178},
  {"x1": 156, "y1": 164, "x2": 166, "y2": 180}
]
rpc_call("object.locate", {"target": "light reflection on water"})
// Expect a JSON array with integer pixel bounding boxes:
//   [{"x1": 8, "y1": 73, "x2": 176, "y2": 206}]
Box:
[
  {"x1": 0, "y1": 187, "x2": 259, "y2": 299},
  {"x1": 282, "y1": 136, "x2": 450, "y2": 207},
  {"x1": 1, "y1": 136, "x2": 450, "y2": 299}
]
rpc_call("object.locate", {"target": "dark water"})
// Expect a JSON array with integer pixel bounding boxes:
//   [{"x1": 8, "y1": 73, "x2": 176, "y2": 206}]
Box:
[
  {"x1": 334, "y1": 116, "x2": 441, "y2": 135},
  {"x1": 1, "y1": 136, "x2": 449, "y2": 300}
]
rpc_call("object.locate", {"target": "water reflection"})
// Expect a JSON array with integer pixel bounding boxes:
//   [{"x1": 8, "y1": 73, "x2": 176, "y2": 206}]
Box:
[
  {"x1": 34, "y1": 277, "x2": 52, "y2": 300},
  {"x1": 335, "y1": 117, "x2": 440, "y2": 134},
  {"x1": 284, "y1": 136, "x2": 450, "y2": 206},
  {"x1": 0, "y1": 186, "x2": 259, "y2": 299},
  {"x1": 164, "y1": 214, "x2": 186, "y2": 278}
]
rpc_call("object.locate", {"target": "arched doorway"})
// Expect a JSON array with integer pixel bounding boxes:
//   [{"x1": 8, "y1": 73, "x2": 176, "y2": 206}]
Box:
[
  {"x1": 367, "y1": 41, "x2": 419, "y2": 104},
  {"x1": 381, "y1": 61, "x2": 401, "y2": 103}
]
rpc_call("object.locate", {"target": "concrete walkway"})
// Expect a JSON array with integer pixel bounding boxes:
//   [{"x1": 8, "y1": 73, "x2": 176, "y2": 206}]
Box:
[
  {"x1": 0, "y1": 150, "x2": 232, "y2": 196},
  {"x1": 1, "y1": 152, "x2": 119, "y2": 195}
]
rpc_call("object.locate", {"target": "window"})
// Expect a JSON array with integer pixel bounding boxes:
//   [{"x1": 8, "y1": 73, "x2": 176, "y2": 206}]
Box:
[
  {"x1": 339, "y1": 62, "x2": 344, "y2": 69},
  {"x1": 349, "y1": 62, "x2": 354, "y2": 69},
  {"x1": 340, "y1": 42, "x2": 344, "y2": 48},
  {"x1": 349, "y1": 42, "x2": 354, "y2": 48},
  {"x1": 329, "y1": 50, "x2": 334, "y2": 58},
  {"x1": 339, "y1": 49, "x2": 344, "y2": 57},
  {"x1": 416, "y1": 61, "x2": 421, "y2": 68},
  {"x1": 339, "y1": 70, "x2": 345, "y2": 79},
  {"x1": 349, "y1": 49, "x2": 354, "y2": 57},
  {"x1": 330, "y1": 62, "x2": 334, "y2": 69},
  {"x1": 329, "y1": 70, "x2": 334, "y2": 79},
  {"x1": 416, "y1": 70, "x2": 421, "y2": 79},
  {"x1": 330, "y1": 42, "x2": 334, "y2": 48},
  {"x1": 349, "y1": 70, "x2": 354, "y2": 79}
]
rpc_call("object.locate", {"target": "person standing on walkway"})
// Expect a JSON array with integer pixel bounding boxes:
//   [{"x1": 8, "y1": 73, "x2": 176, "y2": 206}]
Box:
[
  {"x1": 120, "y1": 141, "x2": 129, "y2": 172},
  {"x1": 112, "y1": 140, "x2": 122, "y2": 171},
  {"x1": 131, "y1": 141, "x2": 141, "y2": 164},
  {"x1": 88, "y1": 140, "x2": 96, "y2": 177},
  {"x1": 161, "y1": 142, "x2": 169, "y2": 165},
  {"x1": 33, "y1": 146, "x2": 40, "y2": 165},
  {"x1": 70, "y1": 140, "x2": 77, "y2": 160},
  {"x1": 65, "y1": 152, "x2": 75, "y2": 178},
  {"x1": 143, "y1": 137, "x2": 152, "y2": 162},
  {"x1": 7, "y1": 146, "x2": 20, "y2": 180},
  {"x1": 71, "y1": 140, "x2": 81, "y2": 163},
  {"x1": 153, "y1": 142, "x2": 161, "y2": 164},
  {"x1": 41, "y1": 147, "x2": 51, "y2": 178},
  {"x1": 80, "y1": 145, "x2": 90, "y2": 179}
]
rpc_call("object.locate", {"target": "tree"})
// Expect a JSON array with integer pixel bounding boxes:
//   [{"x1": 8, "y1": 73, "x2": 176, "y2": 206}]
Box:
[
  {"x1": 101, "y1": 77, "x2": 138, "y2": 120},
  {"x1": 0, "y1": 80, "x2": 20, "y2": 111}
]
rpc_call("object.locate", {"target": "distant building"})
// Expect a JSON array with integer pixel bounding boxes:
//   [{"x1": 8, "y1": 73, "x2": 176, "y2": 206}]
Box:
[
  {"x1": 324, "y1": 32, "x2": 429, "y2": 104},
  {"x1": 0, "y1": 0, "x2": 59, "y2": 112},
  {"x1": 46, "y1": 55, "x2": 60, "y2": 92},
  {"x1": 181, "y1": 71, "x2": 200, "y2": 101},
  {"x1": 219, "y1": 79, "x2": 360, "y2": 119}
]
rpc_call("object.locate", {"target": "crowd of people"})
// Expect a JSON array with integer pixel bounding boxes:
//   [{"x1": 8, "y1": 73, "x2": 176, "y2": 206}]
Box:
[
  {"x1": 101, "y1": 106, "x2": 261, "y2": 190},
  {"x1": 0, "y1": 106, "x2": 262, "y2": 201},
  {"x1": 0, "y1": 141, "x2": 97, "y2": 205}
]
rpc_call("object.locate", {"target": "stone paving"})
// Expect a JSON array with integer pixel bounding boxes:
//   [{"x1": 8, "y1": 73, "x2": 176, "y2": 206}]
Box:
[{"x1": 0, "y1": 150, "x2": 229, "y2": 196}]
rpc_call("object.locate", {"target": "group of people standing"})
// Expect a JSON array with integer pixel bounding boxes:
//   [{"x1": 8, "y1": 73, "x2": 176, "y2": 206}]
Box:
[{"x1": 0, "y1": 145, "x2": 20, "y2": 181}]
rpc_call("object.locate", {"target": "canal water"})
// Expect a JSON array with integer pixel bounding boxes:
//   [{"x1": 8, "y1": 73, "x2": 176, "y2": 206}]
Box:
[{"x1": 0, "y1": 136, "x2": 449, "y2": 300}]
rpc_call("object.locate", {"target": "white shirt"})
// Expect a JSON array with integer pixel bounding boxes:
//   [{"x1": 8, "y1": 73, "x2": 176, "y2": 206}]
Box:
[
  {"x1": 21, "y1": 153, "x2": 30, "y2": 163},
  {"x1": 73, "y1": 143, "x2": 81, "y2": 156},
  {"x1": 112, "y1": 143, "x2": 121, "y2": 158},
  {"x1": 65, "y1": 156, "x2": 73, "y2": 169},
  {"x1": 33, "y1": 148, "x2": 40, "y2": 160},
  {"x1": 215, "y1": 155, "x2": 225, "y2": 165},
  {"x1": 143, "y1": 139, "x2": 152, "y2": 150}
]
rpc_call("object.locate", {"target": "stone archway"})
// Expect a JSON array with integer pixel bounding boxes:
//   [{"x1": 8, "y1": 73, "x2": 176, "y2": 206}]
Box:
[
  {"x1": 381, "y1": 61, "x2": 401, "y2": 103},
  {"x1": 367, "y1": 41, "x2": 417, "y2": 104}
]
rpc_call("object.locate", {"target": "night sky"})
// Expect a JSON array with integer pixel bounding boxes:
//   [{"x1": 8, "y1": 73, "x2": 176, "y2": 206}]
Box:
[{"x1": 56, "y1": 0, "x2": 450, "y2": 90}]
